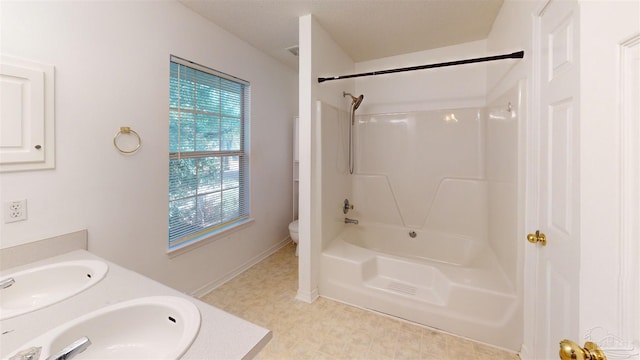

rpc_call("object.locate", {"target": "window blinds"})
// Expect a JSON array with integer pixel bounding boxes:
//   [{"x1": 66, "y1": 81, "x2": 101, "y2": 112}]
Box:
[{"x1": 168, "y1": 56, "x2": 250, "y2": 249}]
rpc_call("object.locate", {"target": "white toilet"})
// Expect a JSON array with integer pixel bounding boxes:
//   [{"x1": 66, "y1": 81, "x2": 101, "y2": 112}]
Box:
[{"x1": 288, "y1": 220, "x2": 299, "y2": 256}]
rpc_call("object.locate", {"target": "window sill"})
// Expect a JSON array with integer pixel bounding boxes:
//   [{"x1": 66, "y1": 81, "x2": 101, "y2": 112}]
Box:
[{"x1": 167, "y1": 217, "x2": 255, "y2": 258}]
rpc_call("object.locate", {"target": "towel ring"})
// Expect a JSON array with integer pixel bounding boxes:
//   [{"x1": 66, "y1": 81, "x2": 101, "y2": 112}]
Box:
[{"x1": 113, "y1": 127, "x2": 141, "y2": 154}]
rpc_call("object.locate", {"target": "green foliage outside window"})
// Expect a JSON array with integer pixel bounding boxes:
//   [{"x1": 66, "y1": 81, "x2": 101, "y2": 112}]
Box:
[{"x1": 169, "y1": 58, "x2": 248, "y2": 248}]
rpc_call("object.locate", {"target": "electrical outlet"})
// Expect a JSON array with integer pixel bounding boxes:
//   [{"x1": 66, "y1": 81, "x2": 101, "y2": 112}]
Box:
[{"x1": 5, "y1": 199, "x2": 27, "y2": 223}]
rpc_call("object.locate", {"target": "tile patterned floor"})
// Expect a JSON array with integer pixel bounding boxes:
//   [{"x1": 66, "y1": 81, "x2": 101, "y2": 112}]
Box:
[{"x1": 200, "y1": 243, "x2": 520, "y2": 360}]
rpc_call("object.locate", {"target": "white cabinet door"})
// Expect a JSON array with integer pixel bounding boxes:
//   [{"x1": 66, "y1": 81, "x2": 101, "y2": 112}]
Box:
[{"x1": 0, "y1": 55, "x2": 54, "y2": 172}]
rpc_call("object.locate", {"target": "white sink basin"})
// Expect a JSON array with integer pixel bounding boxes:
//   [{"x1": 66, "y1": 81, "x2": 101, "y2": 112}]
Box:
[
  {"x1": 8, "y1": 296, "x2": 201, "y2": 360},
  {"x1": 0, "y1": 260, "x2": 108, "y2": 320}
]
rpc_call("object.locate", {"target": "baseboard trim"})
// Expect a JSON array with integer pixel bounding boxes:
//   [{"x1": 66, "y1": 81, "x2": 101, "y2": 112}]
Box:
[
  {"x1": 191, "y1": 237, "x2": 292, "y2": 298},
  {"x1": 295, "y1": 287, "x2": 319, "y2": 304},
  {"x1": 518, "y1": 344, "x2": 531, "y2": 360}
]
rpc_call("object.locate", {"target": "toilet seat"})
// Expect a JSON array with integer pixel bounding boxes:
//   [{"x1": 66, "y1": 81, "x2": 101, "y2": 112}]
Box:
[
  {"x1": 288, "y1": 220, "x2": 298, "y2": 233},
  {"x1": 288, "y1": 220, "x2": 299, "y2": 256}
]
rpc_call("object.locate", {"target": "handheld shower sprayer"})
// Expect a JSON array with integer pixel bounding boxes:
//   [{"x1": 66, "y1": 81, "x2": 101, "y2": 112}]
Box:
[{"x1": 343, "y1": 91, "x2": 364, "y2": 175}]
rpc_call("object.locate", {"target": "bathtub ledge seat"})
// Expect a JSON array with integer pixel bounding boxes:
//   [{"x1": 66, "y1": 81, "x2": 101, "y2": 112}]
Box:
[{"x1": 319, "y1": 236, "x2": 520, "y2": 351}]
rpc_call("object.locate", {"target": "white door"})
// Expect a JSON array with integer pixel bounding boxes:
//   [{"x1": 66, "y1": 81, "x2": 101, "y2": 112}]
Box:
[
  {"x1": 531, "y1": 1, "x2": 640, "y2": 359},
  {"x1": 533, "y1": 0, "x2": 581, "y2": 358}
]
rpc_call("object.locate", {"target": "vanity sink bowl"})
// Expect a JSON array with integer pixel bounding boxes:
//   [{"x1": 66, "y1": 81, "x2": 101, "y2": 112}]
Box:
[
  {"x1": 0, "y1": 260, "x2": 108, "y2": 320},
  {"x1": 8, "y1": 296, "x2": 201, "y2": 360}
]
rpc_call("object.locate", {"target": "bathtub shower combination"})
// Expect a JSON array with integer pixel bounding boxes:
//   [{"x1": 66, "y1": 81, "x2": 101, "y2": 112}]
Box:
[
  {"x1": 318, "y1": 90, "x2": 522, "y2": 351},
  {"x1": 321, "y1": 223, "x2": 519, "y2": 350}
]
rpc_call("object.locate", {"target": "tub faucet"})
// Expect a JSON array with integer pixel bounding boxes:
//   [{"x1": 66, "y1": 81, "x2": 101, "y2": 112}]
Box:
[
  {"x1": 343, "y1": 199, "x2": 354, "y2": 214},
  {"x1": 48, "y1": 336, "x2": 91, "y2": 360},
  {"x1": 344, "y1": 217, "x2": 359, "y2": 225}
]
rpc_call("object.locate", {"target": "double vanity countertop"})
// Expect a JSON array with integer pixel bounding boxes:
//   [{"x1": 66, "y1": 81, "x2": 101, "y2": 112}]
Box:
[{"x1": 0, "y1": 249, "x2": 272, "y2": 359}]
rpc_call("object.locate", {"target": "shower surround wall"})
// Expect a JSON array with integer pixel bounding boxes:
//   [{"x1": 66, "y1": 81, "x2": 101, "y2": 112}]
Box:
[
  {"x1": 320, "y1": 100, "x2": 522, "y2": 349},
  {"x1": 301, "y1": 19, "x2": 523, "y2": 348},
  {"x1": 353, "y1": 108, "x2": 486, "y2": 237},
  {"x1": 350, "y1": 88, "x2": 521, "y2": 289},
  {"x1": 351, "y1": 40, "x2": 522, "y2": 287},
  {"x1": 315, "y1": 41, "x2": 523, "y2": 350},
  {"x1": 319, "y1": 102, "x2": 352, "y2": 244}
]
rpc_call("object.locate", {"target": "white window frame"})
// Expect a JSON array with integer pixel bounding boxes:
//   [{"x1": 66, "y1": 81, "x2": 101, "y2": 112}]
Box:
[{"x1": 168, "y1": 55, "x2": 251, "y2": 253}]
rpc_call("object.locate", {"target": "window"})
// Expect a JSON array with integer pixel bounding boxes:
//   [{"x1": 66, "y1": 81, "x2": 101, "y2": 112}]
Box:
[{"x1": 169, "y1": 56, "x2": 250, "y2": 250}]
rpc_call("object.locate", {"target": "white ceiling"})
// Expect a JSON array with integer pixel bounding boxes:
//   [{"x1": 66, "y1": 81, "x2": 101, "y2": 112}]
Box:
[{"x1": 179, "y1": 0, "x2": 504, "y2": 70}]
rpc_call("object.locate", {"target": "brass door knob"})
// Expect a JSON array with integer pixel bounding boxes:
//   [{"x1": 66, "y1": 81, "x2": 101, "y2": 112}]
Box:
[
  {"x1": 527, "y1": 230, "x2": 547, "y2": 246},
  {"x1": 559, "y1": 339, "x2": 607, "y2": 360}
]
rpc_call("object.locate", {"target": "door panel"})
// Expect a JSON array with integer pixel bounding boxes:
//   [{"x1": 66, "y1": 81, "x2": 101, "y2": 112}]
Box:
[
  {"x1": 530, "y1": 1, "x2": 640, "y2": 359},
  {"x1": 548, "y1": 99, "x2": 573, "y2": 235},
  {"x1": 535, "y1": 0, "x2": 580, "y2": 358}
]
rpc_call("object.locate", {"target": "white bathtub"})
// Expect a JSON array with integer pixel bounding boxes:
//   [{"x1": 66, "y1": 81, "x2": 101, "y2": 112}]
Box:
[
  {"x1": 320, "y1": 223, "x2": 521, "y2": 351},
  {"x1": 341, "y1": 224, "x2": 483, "y2": 266}
]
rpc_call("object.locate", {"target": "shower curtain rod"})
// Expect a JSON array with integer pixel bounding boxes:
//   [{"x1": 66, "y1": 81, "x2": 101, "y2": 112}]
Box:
[{"x1": 317, "y1": 50, "x2": 524, "y2": 83}]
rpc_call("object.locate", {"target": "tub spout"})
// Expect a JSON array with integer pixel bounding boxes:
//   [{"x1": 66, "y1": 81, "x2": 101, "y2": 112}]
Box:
[
  {"x1": 344, "y1": 217, "x2": 359, "y2": 225},
  {"x1": 48, "y1": 336, "x2": 91, "y2": 360},
  {"x1": 0, "y1": 277, "x2": 15, "y2": 289}
]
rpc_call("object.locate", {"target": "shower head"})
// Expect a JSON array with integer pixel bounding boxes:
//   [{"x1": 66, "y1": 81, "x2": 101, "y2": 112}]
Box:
[
  {"x1": 353, "y1": 94, "x2": 364, "y2": 110},
  {"x1": 343, "y1": 92, "x2": 364, "y2": 110}
]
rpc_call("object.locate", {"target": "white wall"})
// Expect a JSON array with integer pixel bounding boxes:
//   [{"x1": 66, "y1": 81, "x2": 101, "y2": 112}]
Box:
[
  {"x1": 578, "y1": 0, "x2": 640, "y2": 348},
  {"x1": 486, "y1": 1, "x2": 537, "y2": 102},
  {"x1": 0, "y1": 1, "x2": 297, "y2": 294},
  {"x1": 297, "y1": 14, "x2": 354, "y2": 302},
  {"x1": 355, "y1": 40, "x2": 488, "y2": 114},
  {"x1": 485, "y1": 0, "x2": 537, "y2": 355}
]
